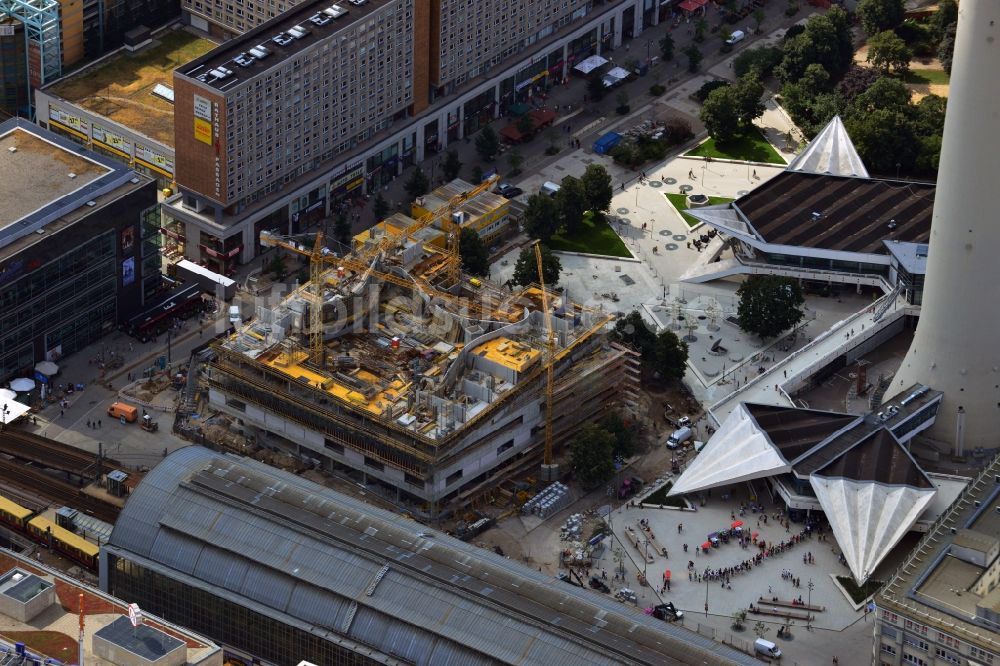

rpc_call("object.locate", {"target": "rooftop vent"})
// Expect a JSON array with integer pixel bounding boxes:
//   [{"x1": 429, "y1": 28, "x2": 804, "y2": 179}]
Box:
[
  {"x1": 888, "y1": 219, "x2": 897, "y2": 230},
  {"x1": 234, "y1": 52, "x2": 255, "y2": 67},
  {"x1": 811, "y1": 211, "x2": 822, "y2": 220},
  {"x1": 288, "y1": 24, "x2": 311, "y2": 39},
  {"x1": 272, "y1": 32, "x2": 293, "y2": 46},
  {"x1": 323, "y1": 4, "x2": 347, "y2": 18},
  {"x1": 7, "y1": 146, "x2": 15, "y2": 153},
  {"x1": 130, "y1": 177, "x2": 140, "y2": 184},
  {"x1": 86, "y1": 201, "x2": 96, "y2": 207},
  {"x1": 347, "y1": 0, "x2": 367, "y2": 5},
  {"x1": 208, "y1": 67, "x2": 232, "y2": 80},
  {"x1": 68, "y1": 172, "x2": 77, "y2": 179},
  {"x1": 309, "y1": 12, "x2": 331, "y2": 26}
]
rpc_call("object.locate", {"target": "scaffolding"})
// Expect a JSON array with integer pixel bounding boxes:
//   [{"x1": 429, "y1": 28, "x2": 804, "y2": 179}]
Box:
[{"x1": 0, "y1": 0, "x2": 62, "y2": 96}]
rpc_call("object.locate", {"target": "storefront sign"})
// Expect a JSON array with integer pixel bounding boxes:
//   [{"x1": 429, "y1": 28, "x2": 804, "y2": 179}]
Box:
[
  {"x1": 48, "y1": 105, "x2": 89, "y2": 138},
  {"x1": 194, "y1": 118, "x2": 213, "y2": 145},
  {"x1": 134, "y1": 141, "x2": 175, "y2": 177},
  {"x1": 92, "y1": 122, "x2": 132, "y2": 157},
  {"x1": 330, "y1": 164, "x2": 364, "y2": 194}
]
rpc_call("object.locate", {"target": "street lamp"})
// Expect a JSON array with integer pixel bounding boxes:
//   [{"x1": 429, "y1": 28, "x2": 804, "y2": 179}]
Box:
[
  {"x1": 807, "y1": 578, "x2": 815, "y2": 631},
  {"x1": 1, "y1": 404, "x2": 9, "y2": 432}
]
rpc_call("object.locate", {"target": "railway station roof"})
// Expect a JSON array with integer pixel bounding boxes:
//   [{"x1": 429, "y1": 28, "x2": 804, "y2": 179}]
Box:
[{"x1": 107, "y1": 447, "x2": 759, "y2": 666}]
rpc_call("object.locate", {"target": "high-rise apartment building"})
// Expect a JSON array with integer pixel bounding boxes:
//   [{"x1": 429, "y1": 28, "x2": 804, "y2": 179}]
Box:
[{"x1": 163, "y1": 0, "x2": 650, "y2": 274}]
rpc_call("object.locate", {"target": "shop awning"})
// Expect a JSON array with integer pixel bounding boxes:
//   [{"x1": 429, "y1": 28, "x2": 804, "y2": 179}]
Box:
[
  {"x1": 574, "y1": 54, "x2": 609, "y2": 74},
  {"x1": 678, "y1": 0, "x2": 707, "y2": 11},
  {"x1": 509, "y1": 103, "x2": 531, "y2": 117}
]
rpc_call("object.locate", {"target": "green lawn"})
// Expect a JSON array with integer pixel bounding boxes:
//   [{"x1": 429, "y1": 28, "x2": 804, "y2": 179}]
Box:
[
  {"x1": 686, "y1": 130, "x2": 786, "y2": 165},
  {"x1": 549, "y1": 211, "x2": 632, "y2": 257},
  {"x1": 664, "y1": 193, "x2": 734, "y2": 228},
  {"x1": 642, "y1": 482, "x2": 689, "y2": 508},
  {"x1": 904, "y1": 69, "x2": 950, "y2": 85}
]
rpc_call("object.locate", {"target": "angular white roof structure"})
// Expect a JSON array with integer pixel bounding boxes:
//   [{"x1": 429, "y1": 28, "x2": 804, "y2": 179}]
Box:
[
  {"x1": 685, "y1": 204, "x2": 758, "y2": 240},
  {"x1": 669, "y1": 404, "x2": 791, "y2": 496},
  {"x1": 809, "y1": 430, "x2": 936, "y2": 583},
  {"x1": 785, "y1": 115, "x2": 869, "y2": 178}
]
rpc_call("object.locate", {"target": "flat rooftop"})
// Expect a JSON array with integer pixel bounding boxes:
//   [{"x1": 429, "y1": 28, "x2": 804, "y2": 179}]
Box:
[
  {"x1": 0, "y1": 550, "x2": 220, "y2": 665},
  {"x1": 735, "y1": 172, "x2": 936, "y2": 254},
  {"x1": 47, "y1": 27, "x2": 217, "y2": 145},
  {"x1": 878, "y1": 454, "x2": 1000, "y2": 651},
  {"x1": 181, "y1": 0, "x2": 393, "y2": 91},
  {"x1": 94, "y1": 616, "x2": 185, "y2": 661},
  {"x1": 0, "y1": 127, "x2": 109, "y2": 231}
]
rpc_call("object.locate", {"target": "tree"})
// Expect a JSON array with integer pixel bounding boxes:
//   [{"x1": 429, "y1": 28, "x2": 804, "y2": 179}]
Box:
[
  {"x1": 475, "y1": 125, "x2": 500, "y2": 161},
  {"x1": 753, "y1": 620, "x2": 771, "y2": 639},
  {"x1": 733, "y1": 73, "x2": 766, "y2": 126},
  {"x1": 512, "y1": 243, "x2": 561, "y2": 286},
  {"x1": 694, "y1": 18, "x2": 707, "y2": 43},
  {"x1": 332, "y1": 211, "x2": 352, "y2": 247},
  {"x1": 654, "y1": 330, "x2": 689, "y2": 382},
  {"x1": 850, "y1": 76, "x2": 911, "y2": 116},
  {"x1": 732, "y1": 610, "x2": 748, "y2": 631},
  {"x1": 733, "y1": 46, "x2": 783, "y2": 79},
  {"x1": 404, "y1": 167, "x2": 429, "y2": 198},
  {"x1": 835, "y1": 65, "x2": 881, "y2": 106},
  {"x1": 580, "y1": 164, "x2": 614, "y2": 215},
  {"x1": 846, "y1": 107, "x2": 917, "y2": 174},
  {"x1": 598, "y1": 411, "x2": 635, "y2": 459},
  {"x1": 522, "y1": 194, "x2": 562, "y2": 241},
  {"x1": 683, "y1": 45, "x2": 703, "y2": 73},
  {"x1": 556, "y1": 176, "x2": 588, "y2": 234},
  {"x1": 736, "y1": 275, "x2": 805, "y2": 339},
  {"x1": 267, "y1": 254, "x2": 288, "y2": 280},
  {"x1": 442, "y1": 149, "x2": 462, "y2": 180},
  {"x1": 507, "y1": 148, "x2": 524, "y2": 176},
  {"x1": 659, "y1": 33, "x2": 674, "y2": 61},
  {"x1": 867, "y1": 30, "x2": 911, "y2": 75},
  {"x1": 930, "y1": 0, "x2": 957, "y2": 41},
  {"x1": 587, "y1": 73, "x2": 607, "y2": 102},
  {"x1": 470, "y1": 164, "x2": 484, "y2": 184},
  {"x1": 615, "y1": 90, "x2": 630, "y2": 114},
  {"x1": 912, "y1": 94, "x2": 947, "y2": 137},
  {"x1": 857, "y1": 0, "x2": 904, "y2": 36},
  {"x1": 372, "y1": 192, "x2": 390, "y2": 221},
  {"x1": 752, "y1": 8, "x2": 765, "y2": 33},
  {"x1": 700, "y1": 85, "x2": 742, "y2": 144},
  {"x1": 609, "y1": 311, "x2": 657, "y2": 359},
  {"x1": 775, "y1": 7, "x2": 854, "y2": 83},
  {"x1": 570, "y1": 423, "x2": 616, "y2": 489},
  {"x1": 937, "y1": 22, "x2": 956, "y2": 75},
  {"x1": 458, "y1": 227, "x2": 490, "y2": 277}
]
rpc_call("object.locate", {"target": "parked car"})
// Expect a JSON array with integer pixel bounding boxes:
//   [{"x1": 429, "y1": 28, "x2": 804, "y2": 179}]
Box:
[
  {"x1": 652, "y1": 602, "x2": 684, "y2": 622},
  {"x1": 589, "y1": 576, "x2": 610, "y2": 593},
  {"x1": 493, "y1": 183, "x2": 523, "y2": 198},
  {"x1": 677, "y1": 416, "x2": 691, "y2": 427}
]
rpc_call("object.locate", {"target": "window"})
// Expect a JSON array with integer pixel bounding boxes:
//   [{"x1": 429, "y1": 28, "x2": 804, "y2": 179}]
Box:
[
  {"x1": 497, "y1": 440, "x2": 514, "y2": 456},
  {"x1": 937, "y1": 633, "x2": 961, "y2": 650},
  {"x1": 901, "y1": 654, "x2": 927, "y2": 666},
  {"x1": 881, "y1": 644, "x2": 897, "y2": 656},
  {"x1": 969, "y1": 646, "x2": 994, "y2": 664},
  {"x1": 903, "y1": 635, "x2": 928, "y2": 652},
  {"x1": 363, "y1": 456, "x2": 384, "y2": 471},
  {"x1": 934, "y1": 648, "x2": 960, "y2": 665},
  {"x1": 323, "y1": 439, "x2": 343, "y2": 454},
  {"x1": 446, "y1": 469, "x2": 463, "y2": 486},
  {"x1": 904, "y1": 620, "x2": 928, "y2": 636}
]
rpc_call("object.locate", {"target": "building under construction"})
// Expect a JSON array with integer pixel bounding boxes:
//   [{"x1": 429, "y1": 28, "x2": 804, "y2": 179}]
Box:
[{"x1": 204, "y1": 185, "x2": 637, "y2": 519}]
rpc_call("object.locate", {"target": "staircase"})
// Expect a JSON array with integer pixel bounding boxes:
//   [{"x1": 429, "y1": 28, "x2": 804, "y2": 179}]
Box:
[{"x1": 872, "y1": 284, "x2": 902, "y2": 322}]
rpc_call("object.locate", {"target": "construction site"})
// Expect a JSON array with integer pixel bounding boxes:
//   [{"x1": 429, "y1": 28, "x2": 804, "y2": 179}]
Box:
[{"x1": 203, "y1": 178, "x2": 639, "y2": 520}]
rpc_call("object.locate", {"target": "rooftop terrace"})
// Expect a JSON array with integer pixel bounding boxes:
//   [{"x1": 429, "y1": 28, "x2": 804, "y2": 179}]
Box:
[{"x1": 47, "y1": 28, "x2": 218, "y2": 145}]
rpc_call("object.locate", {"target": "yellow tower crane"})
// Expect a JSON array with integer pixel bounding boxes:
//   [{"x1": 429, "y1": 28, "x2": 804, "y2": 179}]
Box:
[{"x1": 534, "y1": 241, "x2": 558, "y2": 480}]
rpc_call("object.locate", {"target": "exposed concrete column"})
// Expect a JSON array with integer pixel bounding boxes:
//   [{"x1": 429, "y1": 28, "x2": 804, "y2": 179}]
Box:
[
  {"x1": 633, "y1": 0, "x2": 644, "y2": 38},
  {"x1": 242, "y1": 224, "x2": 257, "y2": 262},
  {"x1": 612, "y1": 12, "x2": 625, "y2": 49},
  {"x1": 415, "y1": 122, "x2": 426, "y2": 162},
  {"x1": 651, "y1": 0, "x2": 660, "y2": 27},
  {"x1": 457, "y1": 105, "x2": 465, "y2": 140},
  {"x1": 493, "y1": 82, "x2": 502, "y2": 118},
  {"x1": 436, "y1": 114, "x2": 447, "y2": 150},
  {"x1": 561, "y1": 43, "x2": 570, "y2": 81}
]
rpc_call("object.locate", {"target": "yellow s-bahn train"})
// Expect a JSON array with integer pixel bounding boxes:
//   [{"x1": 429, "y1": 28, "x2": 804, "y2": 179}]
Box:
[{"x1": 0, "y1": 494, "x2": 99, "y2": 570}]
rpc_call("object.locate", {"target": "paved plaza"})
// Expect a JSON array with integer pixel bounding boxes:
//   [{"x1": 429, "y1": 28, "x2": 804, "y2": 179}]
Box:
[{"x1": 592, "y1": 484, "x2": 877, "y2": 665}]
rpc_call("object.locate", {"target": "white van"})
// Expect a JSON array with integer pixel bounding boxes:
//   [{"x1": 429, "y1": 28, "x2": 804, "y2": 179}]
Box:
[
  {"x1": 726, "y1": 29, "x2": 746, "y2": 45},
  {"x1": 754, "y1": 638, "x2": 782, "y2": 659},
  {"x1": 541, "y1": 181, "x2": 561, "y2": 198},
  {"x1": 666, "y1": 426, "x2": 693, "y2": 449}
]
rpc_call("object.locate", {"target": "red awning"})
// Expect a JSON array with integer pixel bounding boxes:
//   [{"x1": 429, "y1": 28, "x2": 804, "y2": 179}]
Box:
[
  {"x1": 678, "y1": 0, "x2": 703, "y2": 10},
  {"x1": 701, "y1": 541, "x2": 712, "y2": 549},
  {"x1": 529, "y1": 108, "x2": 556, "y2": 127},
  {"x1": 732, "y1": 520, "x2": 744, "y2": 528},
  {"x1": 499, "y1": 125, "x2": 525, "y2": 143}
]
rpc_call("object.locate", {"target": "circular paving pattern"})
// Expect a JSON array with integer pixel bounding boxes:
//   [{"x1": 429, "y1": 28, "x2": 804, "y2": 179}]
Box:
[
  {"x1": 737, "y1": 190, "x2": 749, "y2": 196},
  {"x1": 619, "y1": 217, "x2": 631, "y2": 225},
  {"x1": 664, "y1": 243, "x2": 678, "y2": 251},
  {"x1": 664, "y1": 177, "x2": 677, "y2": 185},
  {"x1": 673, "y1": 234, "x2": 687, "y2": 241},
  {"x1": 649, "y1": 181, "x2": 662, "y2": 188},
  {"x1": 659, "y1": 230, "x2": 673, "y2": 237},
  {"x1": 679, "y1": 184, "x2": 693, "y2": 193},
  {"x1": 616, "y1": 207, "x2": 630, "y2": 214}
]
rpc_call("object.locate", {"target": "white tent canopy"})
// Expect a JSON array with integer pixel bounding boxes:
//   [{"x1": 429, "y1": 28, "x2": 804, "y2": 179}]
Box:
[
  {"x1": 0, "y1": 397, "x2": 31, "y2": 424},
  {"x1": 0, "y1": 388, "x2": 16, "y2": 401},
  {"x1": 573, "y1": 54, "x2": 608, "y2": 74},
  {"x1": 785, "y1": 115, "x2": 869, "y2": 178},
  {"x1": 9, "y1": 378, "x2": 35, "y2": 392},
  {"x1": 669, "y1": 404, "x2": 790, "y2": 496},
  {"x1": 34, "y1": 361, "x2": 59, "y2": 376}
]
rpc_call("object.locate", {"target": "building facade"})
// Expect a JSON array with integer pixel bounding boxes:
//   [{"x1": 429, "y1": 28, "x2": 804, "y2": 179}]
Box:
[
  {"x1": 163, "y1": 0, "x2": 649, "y2": 274},
  {"x1": 0, "y1": 119, "x2": 159, "y2": 383},
  {"x1": 874, "y1": 454, "x2": 1000, "y2": 666}
]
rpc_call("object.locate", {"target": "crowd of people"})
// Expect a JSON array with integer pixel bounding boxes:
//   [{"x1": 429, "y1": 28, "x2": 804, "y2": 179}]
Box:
[{"x1": 684, "y1": 527, "x2": 816, "y2": 591}]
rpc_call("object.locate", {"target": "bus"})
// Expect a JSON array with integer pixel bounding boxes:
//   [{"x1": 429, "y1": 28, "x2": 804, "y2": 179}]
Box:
[{"x1": 126, "y1": 282, "x2": 204, "y2": 342}]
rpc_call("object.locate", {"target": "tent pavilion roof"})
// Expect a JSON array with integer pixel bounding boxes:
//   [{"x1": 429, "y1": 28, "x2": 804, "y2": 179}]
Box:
[{"x1": 785, "y1": 115, "x2": 869, "y2": 178}]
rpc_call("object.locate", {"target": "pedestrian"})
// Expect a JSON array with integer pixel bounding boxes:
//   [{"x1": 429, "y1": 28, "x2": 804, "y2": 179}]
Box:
[
  {"x1": 98, "y1": 419, "x2": 102, "y2": 428},
  {"x1": 753, "y1": 169, "x2": 757, "y2": 179},
  {"x1": 59, "y1": 409, "x2": 63, "y2": 417},
  {"x1": 86, "y1": 420, "x2": 91, "y2": 429}
]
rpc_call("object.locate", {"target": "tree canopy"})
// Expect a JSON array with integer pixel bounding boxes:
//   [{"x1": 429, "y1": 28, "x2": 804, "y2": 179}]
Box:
[
  {"x1": 659, "y1": 34, "x2": 674, "y2": 61},
  {"x1": 570, "y1": 423, "x2": 617, "y2": 489},
  {"x1": 736, "y1": 276, "x2": 805, "y2": 339},
  {"x1": 733, "y1": 46, "x2": 783, "y2": 79},
  {"x1": 458, "y1": 228, "x2": 490, "y2": 277},
  {"x1": 857, "y1": 0, "x2": 905, "y2": 36},
  {"x1": 372, "y1": 192, "x2": 390, "y2": 222},
  {"x1": 475, "y1": 126, "x2": 500, "y2": 162},
  {"x1": 609, "y1": 311, "x2": 657, "y2": 358},
  {"x1": 404, "y1": 168, "x2": 429, "y2": 198},
  {"x1": 580, "y1": 164, "x2": 614, "y2": 215},
  {"x1": 609, "y1": 311, "x2": 687, "y2": 383},
  {"x1": 556, "y1": 176, "x2": 588, "y2": 234},
  {"x1": 867, "y1": 30, "x2": 911, "y2": 75},
  {"x1": 654, "y1": 330, "x2": 689, "y2": 382},
  {"x1": 442, "y1": 149, "x2": 463, "y2": 180},
  {"x1": 512, "y1": 244, "x2": 561, "y2": 286},
  {"x1": 775, "y1": 7, "x2": 854, "y2": 84},
  {"x1": 522, "y1": 193, "x2": 561, "y2": 242},
  {"x1": 700, "y1": 74, "x2": 765, "y2": 144},
  {"x1": 683, "y1": 45, "x2": 703, "y2": 73}
]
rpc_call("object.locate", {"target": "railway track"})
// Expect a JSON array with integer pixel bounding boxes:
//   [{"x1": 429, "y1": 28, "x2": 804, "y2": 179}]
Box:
[
  {"x1": 0, "y1": 456, "x2": 120, "y2": 524},
  {"x1": 0, "y1": 430, "x2": 122, "y2": 476}
]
